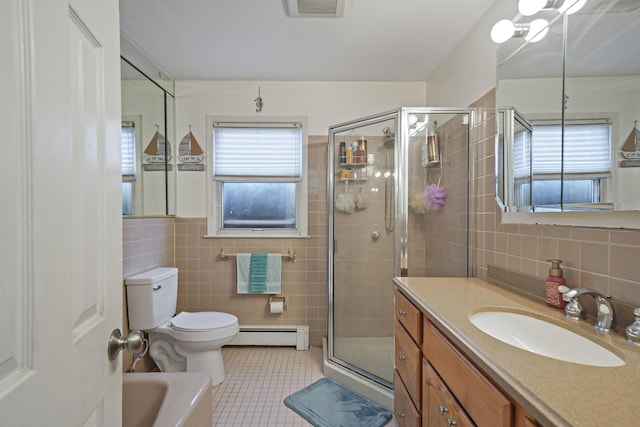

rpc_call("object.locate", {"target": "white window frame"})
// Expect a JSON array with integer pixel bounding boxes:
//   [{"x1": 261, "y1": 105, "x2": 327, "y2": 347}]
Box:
[
  {"x1": 205, "y1": 115, "x2": 309, "y2": 238},
  {"x1": 514, "y1": 117, "x2": 612, "y2": 209},
  {"x1": 122, "y1": 115, "x2": 142, "y2": 216}
]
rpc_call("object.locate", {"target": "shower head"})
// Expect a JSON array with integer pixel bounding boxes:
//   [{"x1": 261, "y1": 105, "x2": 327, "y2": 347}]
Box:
[{"x1": 382, "y1": 127, "x2": 394, "y2": 148}]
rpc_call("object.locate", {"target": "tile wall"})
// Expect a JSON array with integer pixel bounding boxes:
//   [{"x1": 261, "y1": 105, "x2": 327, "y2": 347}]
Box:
[
  {"x1": 173, "y1": 136, "x2": 329, "y2": 346},
  {"x1": 122, "y1": 216, "x2": 175, "y2": 371},
  {"x1": 472, "y1": 89, "x2": 640, "y2": 307},
  {"x1": 121, "y1": 90, "x2": 640, "y2": 361},
  {"x1": 422, "y1": 113, "x2": 472, "y2": 277}
]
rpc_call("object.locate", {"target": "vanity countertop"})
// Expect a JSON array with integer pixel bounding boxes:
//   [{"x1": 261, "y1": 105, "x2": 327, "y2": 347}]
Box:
[{"x1": 393, "y1": 276, "x2": 640, "y2": 427}]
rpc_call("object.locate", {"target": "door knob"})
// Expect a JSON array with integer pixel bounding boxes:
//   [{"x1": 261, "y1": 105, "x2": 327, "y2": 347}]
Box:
[{"x1": 108, "y1": 328, "x2": 145, "y2": 361}]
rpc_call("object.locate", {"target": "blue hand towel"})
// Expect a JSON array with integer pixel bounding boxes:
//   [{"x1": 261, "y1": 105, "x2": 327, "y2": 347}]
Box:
[
  {"x1": 236, "y1": 253, "x2": 282, "y2": 294},
  {"x1": 249, "y1": 253, "x2": 268, "y2": 292}
]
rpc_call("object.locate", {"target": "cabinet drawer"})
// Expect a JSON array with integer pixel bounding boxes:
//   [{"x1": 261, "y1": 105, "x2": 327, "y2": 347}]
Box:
[
  {"x1": 395, "y1": 289, "x2": 422, "y2": 343},
  {"x1": 394, "y1": 370, "x2": 421, "y2": 427},
  {"x1": 395, "y1": 320, "x2": 421, "y2": 406},
  {"x1": 423, "y1": 320, "x2": 512, "y2": 427}
]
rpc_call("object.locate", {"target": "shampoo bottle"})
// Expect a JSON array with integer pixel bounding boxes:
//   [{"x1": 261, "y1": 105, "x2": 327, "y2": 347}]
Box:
[{"x1": 546, "y1": 259, "x2": 568, "y2": 309}]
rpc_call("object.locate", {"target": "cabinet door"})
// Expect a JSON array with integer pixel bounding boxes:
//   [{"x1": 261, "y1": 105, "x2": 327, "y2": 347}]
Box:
[
  {"x1": 394, "y1": 371, "x2": 421, "y2": 427},
  {"x1": 515, "y1": 404, "x2": 542, "y2": 427},
  {"x1": 424, "y1": 362, "x2": 474, "y2": 427},
  {"x1": 445, "y1": 393, "x2": 475, "y2": 427},
  {"x1": 423, "y1": 362, "x2": 448, "y2": 427},
  {"x1": 424, "y1": 320, "x2": 512, "y2": 426}
]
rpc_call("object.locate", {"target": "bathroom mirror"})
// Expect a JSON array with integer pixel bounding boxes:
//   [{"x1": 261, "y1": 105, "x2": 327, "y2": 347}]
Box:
[
  {"x1": 495, "y1": 1, "x2": 640, "y2": 225},
  {"x1": 120, "y1": 35, "x2": 176, "y2": 217}
]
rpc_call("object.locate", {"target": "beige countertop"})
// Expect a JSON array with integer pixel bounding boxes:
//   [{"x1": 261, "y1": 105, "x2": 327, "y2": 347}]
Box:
[{"x1": 393, "y1": 277, "x2": 640, "y2": 427}]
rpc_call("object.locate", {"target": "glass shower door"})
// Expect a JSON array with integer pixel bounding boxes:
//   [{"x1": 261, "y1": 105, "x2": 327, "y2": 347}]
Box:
[
  {"x1": 327, "y1": 107, "x2": 472, "y2": 391},
  {"x1": 329, "y1": 112, "x2": 398, "y2": 387}
]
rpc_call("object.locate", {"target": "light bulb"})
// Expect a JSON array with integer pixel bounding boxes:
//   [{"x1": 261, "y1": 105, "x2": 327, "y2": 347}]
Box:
[
  {"x1": 518, "y1": 0, "x2": 548, "y2": 16},
  {"x1": 558, "y1": 0, "x2": 586, "y2": 14},
  {"x1": 525, "y1": 19, "x2": 549, "y2": 42},
  {"x1": 491, "y1": 19, "x2": 516, "y2": 44}
]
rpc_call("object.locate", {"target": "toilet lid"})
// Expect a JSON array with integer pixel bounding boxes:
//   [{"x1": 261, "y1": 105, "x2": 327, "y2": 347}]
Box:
[{"x1": 171, "y1": 312, "x2": 238, "y2": 332}]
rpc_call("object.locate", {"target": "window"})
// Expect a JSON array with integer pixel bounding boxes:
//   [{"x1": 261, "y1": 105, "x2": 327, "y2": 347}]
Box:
[
  {"x1": 515, "y1": 119, "x2": 612, "y2": 210},
  {"x1": 121, "y1": 121, "x2": 136, "y2": 215},
  {"x1": 206, "y1": 117, "x2": 308, "y2": 238}
]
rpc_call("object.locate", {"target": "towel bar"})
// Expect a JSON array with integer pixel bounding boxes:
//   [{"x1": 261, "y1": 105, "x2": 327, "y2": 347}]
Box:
[{"x1": 219, "y1": 248, "x2": 296, "y2": 263}]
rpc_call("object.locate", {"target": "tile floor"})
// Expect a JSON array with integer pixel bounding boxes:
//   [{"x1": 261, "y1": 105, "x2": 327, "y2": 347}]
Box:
[{"x1": 212, "y1": 346, "x2": 397, "y2": 426}]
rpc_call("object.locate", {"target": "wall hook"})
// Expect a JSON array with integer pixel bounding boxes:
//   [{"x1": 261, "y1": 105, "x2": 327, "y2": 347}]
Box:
[{"x1": 254, "y1": 86, "x2": 263, "y2": 113}]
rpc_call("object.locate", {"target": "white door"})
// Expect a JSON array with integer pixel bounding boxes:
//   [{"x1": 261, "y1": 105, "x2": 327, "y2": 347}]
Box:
[{"x1": 0, "y1": 0, "x2": 122, "y2": 425}]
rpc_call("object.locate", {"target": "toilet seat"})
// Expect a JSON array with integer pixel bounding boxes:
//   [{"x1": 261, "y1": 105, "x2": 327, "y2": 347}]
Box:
[{"x1": 171, "y1": 311, "x2": 238, "y2": 332}]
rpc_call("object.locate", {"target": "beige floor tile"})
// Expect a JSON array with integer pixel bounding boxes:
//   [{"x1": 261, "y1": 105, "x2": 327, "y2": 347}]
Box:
[{"x1": 211, "y1": 346, "x2": 397, "y2": 426}]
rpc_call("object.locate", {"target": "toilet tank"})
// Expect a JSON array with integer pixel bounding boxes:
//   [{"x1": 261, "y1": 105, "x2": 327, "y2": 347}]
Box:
[{"x1": 125, "y1": 267, "x2": 178, "y2": 330}]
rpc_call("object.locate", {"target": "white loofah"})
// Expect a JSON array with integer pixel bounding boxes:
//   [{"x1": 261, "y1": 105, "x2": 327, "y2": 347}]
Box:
[
  {"x1": 335, "y1": 192, "x2": 355, "y2": 213},
  {"x1": 354, "y1": 190, "x2": 369, "y2": 211}
]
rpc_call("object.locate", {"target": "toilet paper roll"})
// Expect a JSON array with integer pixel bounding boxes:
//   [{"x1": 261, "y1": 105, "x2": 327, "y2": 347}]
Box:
[{"x1": 270, "y1": 301, "x2": 284, "y2": 314}]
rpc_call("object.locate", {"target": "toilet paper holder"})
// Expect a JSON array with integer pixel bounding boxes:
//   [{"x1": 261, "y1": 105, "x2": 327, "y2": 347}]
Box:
[{"x1": 268, "y1": 296, "x2": 287, "y2": 311}]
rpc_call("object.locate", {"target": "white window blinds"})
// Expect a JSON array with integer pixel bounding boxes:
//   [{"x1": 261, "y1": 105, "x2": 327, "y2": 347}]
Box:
[
  {"x1": 213, "y1": 125, "x2": 302, "y2": 177},
  {"x1": 514, "y1": 121, "x2": 611, "y2": 178},
  {"x1": 121, "y1": 122, "x2": 136, "y2": 180}
]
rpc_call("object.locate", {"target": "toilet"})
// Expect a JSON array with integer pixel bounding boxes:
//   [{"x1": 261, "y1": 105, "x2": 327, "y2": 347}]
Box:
[{"x1": 125, "y1": 267, "x2": 239, "y2": 386}]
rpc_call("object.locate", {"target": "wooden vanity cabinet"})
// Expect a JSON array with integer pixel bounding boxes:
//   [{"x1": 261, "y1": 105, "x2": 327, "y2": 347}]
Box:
[
  {"x1": 394, "y1": 287, "x2": 541, "y2": 427},
  {"x1": 394, "y1": 290, "x2": 422, "y2": 426}
]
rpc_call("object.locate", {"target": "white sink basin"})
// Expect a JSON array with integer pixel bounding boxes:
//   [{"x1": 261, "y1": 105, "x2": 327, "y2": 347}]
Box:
[{"x1": 469, "y1": 311, "x2": 625, "y2": 367}]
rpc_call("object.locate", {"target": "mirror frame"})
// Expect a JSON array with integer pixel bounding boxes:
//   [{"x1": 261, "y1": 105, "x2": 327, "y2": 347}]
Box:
[
  {"x1": 120, "y1": 34, "x2": 176, "y2": 217},
  {"x1": 495, "y1": 8, "x2": 640, "y2": 229}
]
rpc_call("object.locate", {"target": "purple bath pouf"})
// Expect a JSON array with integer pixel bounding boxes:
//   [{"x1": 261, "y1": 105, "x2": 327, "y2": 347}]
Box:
[{"x1": 423, "y1": 183, "x2": 447, "y2": 210}]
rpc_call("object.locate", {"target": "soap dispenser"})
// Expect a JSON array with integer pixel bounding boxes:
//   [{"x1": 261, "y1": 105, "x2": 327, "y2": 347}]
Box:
[{"x1": 546, "y1": 259, "x2": 568, "y2": 309}]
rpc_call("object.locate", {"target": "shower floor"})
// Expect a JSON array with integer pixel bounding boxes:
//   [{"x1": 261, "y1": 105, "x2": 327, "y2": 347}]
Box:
[{"x1": 333, "y1": 336, "x2": 394, "y2": 384}]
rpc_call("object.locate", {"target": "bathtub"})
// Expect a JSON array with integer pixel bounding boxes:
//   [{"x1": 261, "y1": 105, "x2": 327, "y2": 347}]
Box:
[{"x1": 123, "y1": 372, "x2": 212, "y2": 427}]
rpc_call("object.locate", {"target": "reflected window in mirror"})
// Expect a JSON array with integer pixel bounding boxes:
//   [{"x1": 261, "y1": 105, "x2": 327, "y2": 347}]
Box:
[
  {"x1": 121, "y1": 121, "x2": 137, "y2": 216},
  {"x1": 516, "y1": 119, "x2": 612, "y2": 211}
]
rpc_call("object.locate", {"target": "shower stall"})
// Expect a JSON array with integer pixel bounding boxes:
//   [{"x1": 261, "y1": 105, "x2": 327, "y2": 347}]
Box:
[{"x1": 326, "y1": 108, "x2": 474, "y2": 408}]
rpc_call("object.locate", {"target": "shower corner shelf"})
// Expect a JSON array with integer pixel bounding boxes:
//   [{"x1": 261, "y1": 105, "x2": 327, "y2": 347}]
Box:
[
  {"x1": 339, "y1": 178, "x2": 368, "y2": 183},
  {"x1": 339, "y1": 162, "x2": 371, "y2": 168}
]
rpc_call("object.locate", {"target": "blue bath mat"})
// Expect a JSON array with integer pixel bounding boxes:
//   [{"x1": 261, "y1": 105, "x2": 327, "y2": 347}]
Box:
[{"x1": 284, "y1": 377, "x2": 392, "y2": 427}]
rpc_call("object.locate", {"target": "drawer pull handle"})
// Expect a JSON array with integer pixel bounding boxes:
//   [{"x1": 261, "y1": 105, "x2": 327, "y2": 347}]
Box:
[
  {"x1": 447, "y1": 418, "x2": 457, "y2": 426},
  {"x1": 439, "y1": 405, "x2": 449, "y2": 415},
  {"x1": 396, "y1": 411, "x2": 405, "y2": 418},
  {"x1": 398, "y1": 309, "x2": 406, "y2": 316},
  {"x1": 398, "y1": 354, "x2": 407, "y2": 361}
]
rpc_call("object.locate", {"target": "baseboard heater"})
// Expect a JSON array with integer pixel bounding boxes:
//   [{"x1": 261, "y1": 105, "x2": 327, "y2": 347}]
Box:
[{"x1": 227, "y1": 325, "x2": 309, "y2": 350}]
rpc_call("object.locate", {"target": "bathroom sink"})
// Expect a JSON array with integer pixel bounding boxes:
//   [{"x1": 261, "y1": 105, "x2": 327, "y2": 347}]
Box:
[{"x1": 469, "y1": 310, "x2": 625, "y2": 367}]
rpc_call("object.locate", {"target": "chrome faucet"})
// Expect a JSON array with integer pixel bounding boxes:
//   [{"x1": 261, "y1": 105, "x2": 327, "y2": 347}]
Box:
[
  {"x1": 562, "y1": 288, "x2": 615, "y2": 334},
  {"x1": 625, "y1": 308, "x2": 640, "y2": 346}
]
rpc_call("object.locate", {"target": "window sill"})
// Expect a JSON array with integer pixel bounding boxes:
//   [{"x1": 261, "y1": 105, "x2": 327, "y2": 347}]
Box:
[{"x1": 203, "y1": 234, "x2": 311, "y2": 239}]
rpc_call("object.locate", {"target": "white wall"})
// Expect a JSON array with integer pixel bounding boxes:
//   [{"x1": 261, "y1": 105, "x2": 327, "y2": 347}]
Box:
[
  {"x1": 121, "y1": 80, "x2": 175, "y2": 216},
  {"x1": 426, "y1": 0, "x2": 515, "y2": 107},
  {"x1": 174, "y1": 80, "x2": 427, "y2": 217},
  {"x1": 500, "y1": 76, "x2": 640, "y2": 210}
]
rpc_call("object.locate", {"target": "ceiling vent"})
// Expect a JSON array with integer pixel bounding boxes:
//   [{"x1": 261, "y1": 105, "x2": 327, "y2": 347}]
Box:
[{"x1": 282, "y1": 0, "x2": 348, "y2": 17}]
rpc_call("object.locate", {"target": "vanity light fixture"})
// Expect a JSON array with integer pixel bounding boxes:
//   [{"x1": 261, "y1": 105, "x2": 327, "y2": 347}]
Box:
[
  {"x1": 490, "y1": 18, "x2": 550, "y2": 43},
  {"x1": 518, "y1": 0, "x2": 587, "y2": 16}
]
